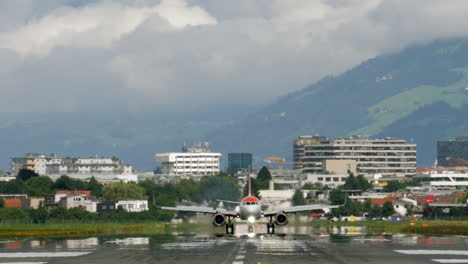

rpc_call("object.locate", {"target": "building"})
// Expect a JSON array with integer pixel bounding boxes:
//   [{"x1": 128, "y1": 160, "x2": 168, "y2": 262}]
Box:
[
  {"x1": 427, "y1": 172, "x2": 468, "y2": 189},
  {"x1": 11, "y1": 154, "x2": 136, "y2": 182},
  {"x1": 155, "y1": 142, "x2": 221, "y2": 177},
  {"x1": 0, "y1": 170, "x2": 14, "y2": 182},
  {"x1": 322, "y1": 159, "x2": 357, "y2": 175},
  {"x1": 437, "y1": 136, "x2": 468, "y2": 169},
  {"x1": 116, "y1": 200, "x2": 148, "y2": 212},
  {"x1": 302, "y1": 136, "x2": 417, "y2": 177},
  {"x1": 293, "y1": 134, "x2": 327, "y2": 169},
  {"x1": 58, "y1": 194, "x2": 98, "y2": 212},
  {"x1": 304, "y1": 174, "x2": 349, "y2": 187},
  {"x1": 227, "y1": 153, "x2": 252, "y2": 174}
]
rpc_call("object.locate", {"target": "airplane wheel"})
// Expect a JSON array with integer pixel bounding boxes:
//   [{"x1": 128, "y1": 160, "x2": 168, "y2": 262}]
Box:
[
  {"x1": 267, "y1": 223, "x2": 275, "y2": 234},
  {"x1": 226, "y1": 223, "x2": 234, "y2": 234}
]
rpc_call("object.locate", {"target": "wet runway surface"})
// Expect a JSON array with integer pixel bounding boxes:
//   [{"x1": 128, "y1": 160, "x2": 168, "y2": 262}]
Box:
[{"x1": 1, "y1": 225, "x2": 468, "y2": 264}]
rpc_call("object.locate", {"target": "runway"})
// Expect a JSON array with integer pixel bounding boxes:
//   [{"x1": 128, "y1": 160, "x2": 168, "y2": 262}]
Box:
[{"x1": 0, "y1": 224, "x2": 467, "y2": 264}]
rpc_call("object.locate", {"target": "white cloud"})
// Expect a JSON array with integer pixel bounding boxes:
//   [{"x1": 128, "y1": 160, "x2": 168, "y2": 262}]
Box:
[
  {"x1": 1, "y1": 0, "x2": 468, "y2": 112},
  {"x1": 0, "y1": 0, "x2": 217, "y2": 56}
]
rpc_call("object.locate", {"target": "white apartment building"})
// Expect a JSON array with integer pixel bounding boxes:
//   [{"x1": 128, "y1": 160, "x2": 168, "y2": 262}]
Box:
[
  {"x1": 155, "y1": 142, "x2": 221, "y2": 177},
  {"x1": 11, "y1": 154, "x2": 136, "y2": 182},
  {"x1": 303, "y1": 136, "x2": 417, "y2": 177},
  {"x1": 428, "y1": 172, "x2": 468, "y2": 189}
]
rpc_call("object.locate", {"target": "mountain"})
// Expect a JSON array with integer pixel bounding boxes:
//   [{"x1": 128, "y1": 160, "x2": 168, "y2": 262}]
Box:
[
  {"x1": 0, "y1": 106, "x2": 256, "y2": 171},
  {"x1": 207, "y1": 39, "x2": 468, "y2": 167},
  {"x1": 1, "y1": 39, "x2": 468, "y2": 171}
]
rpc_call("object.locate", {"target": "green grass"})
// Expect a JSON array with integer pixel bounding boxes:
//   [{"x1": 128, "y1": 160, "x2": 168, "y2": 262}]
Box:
[
  {"x1": 1, "y1": 220, "x2": 468, "y2": 237},
  {"x1": 0, "y1": 222, "x2": 170, "y2": 237},
  {"x1": 350, "y1": 68, "x2": 468, "y2": 136}
]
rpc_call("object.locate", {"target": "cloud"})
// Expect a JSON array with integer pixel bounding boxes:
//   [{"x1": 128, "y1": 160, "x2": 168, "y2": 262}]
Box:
[
  {"x1": 1, "y1": 0, "x2": 468, "y2": 113},
  {"x1": 0, "y1": 0, "x2": 216, "y2": 57}
]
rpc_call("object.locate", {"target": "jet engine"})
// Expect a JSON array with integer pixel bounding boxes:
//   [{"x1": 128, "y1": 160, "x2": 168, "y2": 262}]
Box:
[
  {"x1": 213, "y1": 214, "x2": 226, "y2": 226},
  {"x1": 275, "y1": 213, "x2": 288, "y2": 226}
]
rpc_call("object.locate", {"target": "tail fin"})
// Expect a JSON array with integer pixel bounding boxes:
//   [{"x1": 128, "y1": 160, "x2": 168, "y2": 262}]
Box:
[{"x1": 248, "y1": 166, "x2": 252, "y2": 196}]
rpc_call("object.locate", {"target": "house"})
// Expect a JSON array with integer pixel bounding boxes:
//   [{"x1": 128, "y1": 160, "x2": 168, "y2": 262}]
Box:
[
  {"x1": 58, "y1": 194, "x2": 98, "y2": 213},
  {"x1": 97, "y1": 201, "x2": 117, "y2": 213},
  {"x1": 0, "y1": 194, "x2": 28, "y2": 208},
  {"x1": 116, "y1": 200, "x2": 148, "y2": 212},
  {"x1": 21, "y1": 198, "x2": 45, "y2": 209}
]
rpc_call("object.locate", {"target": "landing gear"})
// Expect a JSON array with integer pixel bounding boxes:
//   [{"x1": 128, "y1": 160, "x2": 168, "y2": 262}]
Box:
[
  {"x1": 225, "y1": 222, "x2": 235, "y2": 234},
  {"x1": 248, "y1": 224, "x2": 253, "y2": 233},
  {"x1": 266, "y1": 222, "x2": 275, "y2": 234}
]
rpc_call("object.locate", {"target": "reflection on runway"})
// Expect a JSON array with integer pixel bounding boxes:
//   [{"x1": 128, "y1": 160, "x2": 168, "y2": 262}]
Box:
[{"x1": 0, "y1": 227, "x2": 467, "y2": 264}]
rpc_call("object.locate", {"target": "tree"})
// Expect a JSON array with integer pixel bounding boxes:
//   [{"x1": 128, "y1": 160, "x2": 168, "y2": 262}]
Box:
[
  {"x1": 257, "y1": 166, "x2": 272, "y2": 182},
  {"x1": 329, "y1": 188, "x2": 347, "y2": 205},
  {"x1": 368, "y1": 204, "x2": 382, "y2": 218},
  {"x1": 343, "y1": 173, "x2": 358, "y2": 190},
  {"x1": 292, "y1": 189, "x2": 306, "y2": 206},
  {"x1": 87, "y1": 177, "x2": 103, "y2": 197},
  {"x1": 102, "y1": 182, "x2": 147, "y2": 200},
  {"x1": 383, "y1": 181, "x2": 403, "y2": 192},
  {"x1": 198, "y1": 176, "x2": 241, "y2": 204},
  {"x1": 18, "y1": 169, "x2": 39, "y2": 181},
  {"x1": 54, "y1": 176, "x2": 87, "y2": 190},
  {"x1": 25, "y1": 176, "x2": 54, "y2": 197},
  {"x1": 243, "y1": 178, "x2": 261, "y2": 198},
  {"x1": 363, "y1": 199, "x2": 372, "y2": 213},
  {"x1": 382, "y1": 201, "x2": 395, "y2": 217},
  {"x1": 0, "y1": 179, "x2": 26, "y2": 194},
  {"x1": 356, "y1": 175, "x2": 372, "y2": 190}
]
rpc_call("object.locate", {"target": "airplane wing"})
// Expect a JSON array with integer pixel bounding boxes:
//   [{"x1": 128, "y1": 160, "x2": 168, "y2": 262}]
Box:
[
  {"x1": 262, "y1": 204, "x2": 340, "y2": 217},
  {"x1": 158, "y1": 206, "x2": 238, "y2": 217},
  {"x1": 216, "y1": 199, "x2": 240, "y2": 205}
]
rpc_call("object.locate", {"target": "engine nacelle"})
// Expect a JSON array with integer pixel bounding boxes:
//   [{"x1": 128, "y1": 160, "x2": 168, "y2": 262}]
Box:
[
  {"x1": 275, "y1": 213, "x2": 288, "y2": 226},
  {"x1": 213, "y1": 214, "x2": 226, "y2": 227}
]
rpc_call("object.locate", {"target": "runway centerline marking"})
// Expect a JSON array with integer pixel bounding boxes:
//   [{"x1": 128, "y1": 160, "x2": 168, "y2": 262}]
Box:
[
  {"x1": 432, "y1": 260, "x2": 468, "y2": 263},
  {"x1": 235, "y1": 255, "x2": 245, "y2": 260},
  {"x1": 395, "y1": 250, "x2": 468, "y2": 256},
  {"x1": 232, "y1": 261, "x2": 243, "y2": 264},
  {"x1": 0, "y1": 252, "x2": 92, "y2": 258}
]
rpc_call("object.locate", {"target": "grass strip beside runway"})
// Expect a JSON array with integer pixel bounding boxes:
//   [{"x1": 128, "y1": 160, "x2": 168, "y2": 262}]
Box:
[{"x1": 0, "y1": 222, "x2": 170, "y2": 237}]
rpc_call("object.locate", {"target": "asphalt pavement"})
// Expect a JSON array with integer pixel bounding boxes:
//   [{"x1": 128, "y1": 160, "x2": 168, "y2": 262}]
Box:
[{"x1": 1, "y1": 224, "x2": 468, "y2": 264}]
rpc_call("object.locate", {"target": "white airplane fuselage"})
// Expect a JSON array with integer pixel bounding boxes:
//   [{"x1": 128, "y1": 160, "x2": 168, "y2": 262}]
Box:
[{"x1": 238, "y1": 196, "x2": 262, "y2": 222}]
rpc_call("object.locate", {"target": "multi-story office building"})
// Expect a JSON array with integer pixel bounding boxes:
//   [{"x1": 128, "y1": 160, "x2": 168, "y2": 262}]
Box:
[
  {"x1": 155, "y1": 142, "x2": 221, "y2": 177},
  {"x1": 437, "y1": 136, "x2": 468, "y2": 169},
  {"x1": 303, "y1": 136, "x2": 417, "y2": 177},
  {"x1": 227, "y1": 153, "x2": 252, "y2": 174},
  {"x1": 293, "y1": 134, "x2": 327, "y2": 169},
  {"x1": 11, "y1": 153, "x2": 135, "y2": 182}
]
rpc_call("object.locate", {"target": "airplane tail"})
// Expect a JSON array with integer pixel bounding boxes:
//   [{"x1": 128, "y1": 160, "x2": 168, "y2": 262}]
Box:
[{"x1": 248, "y1": 166, "x2": 252, "y2": 196}]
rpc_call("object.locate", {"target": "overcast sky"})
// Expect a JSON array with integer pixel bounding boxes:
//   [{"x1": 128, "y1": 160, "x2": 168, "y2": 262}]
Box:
[{"x1": 1, "y1": 0, "x2": 468, "y2": 113}]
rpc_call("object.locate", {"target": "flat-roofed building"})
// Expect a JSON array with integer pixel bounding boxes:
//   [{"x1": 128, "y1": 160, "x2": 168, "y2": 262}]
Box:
[
  {"x1": 437, "y1": 136, "x2": 468, "y2": 169},
  {"x1": 228, "y1": 153, "x2": 252, "y2": 174},
  {"x1": 293, "y1": 134, "x2": 326, "y2": 169},
  {"x1": 303, "y1": 136, "x2": 416, "y2": 177},
  {"x1": 10, "y1": 154, "x2": 136, "y2": 182},
  {"x1": 155, "y1": 142, "x2": 221, "y2": 177},
  {"x1": 428, "y1": 172, "x2": 468, "y2": 189}
]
